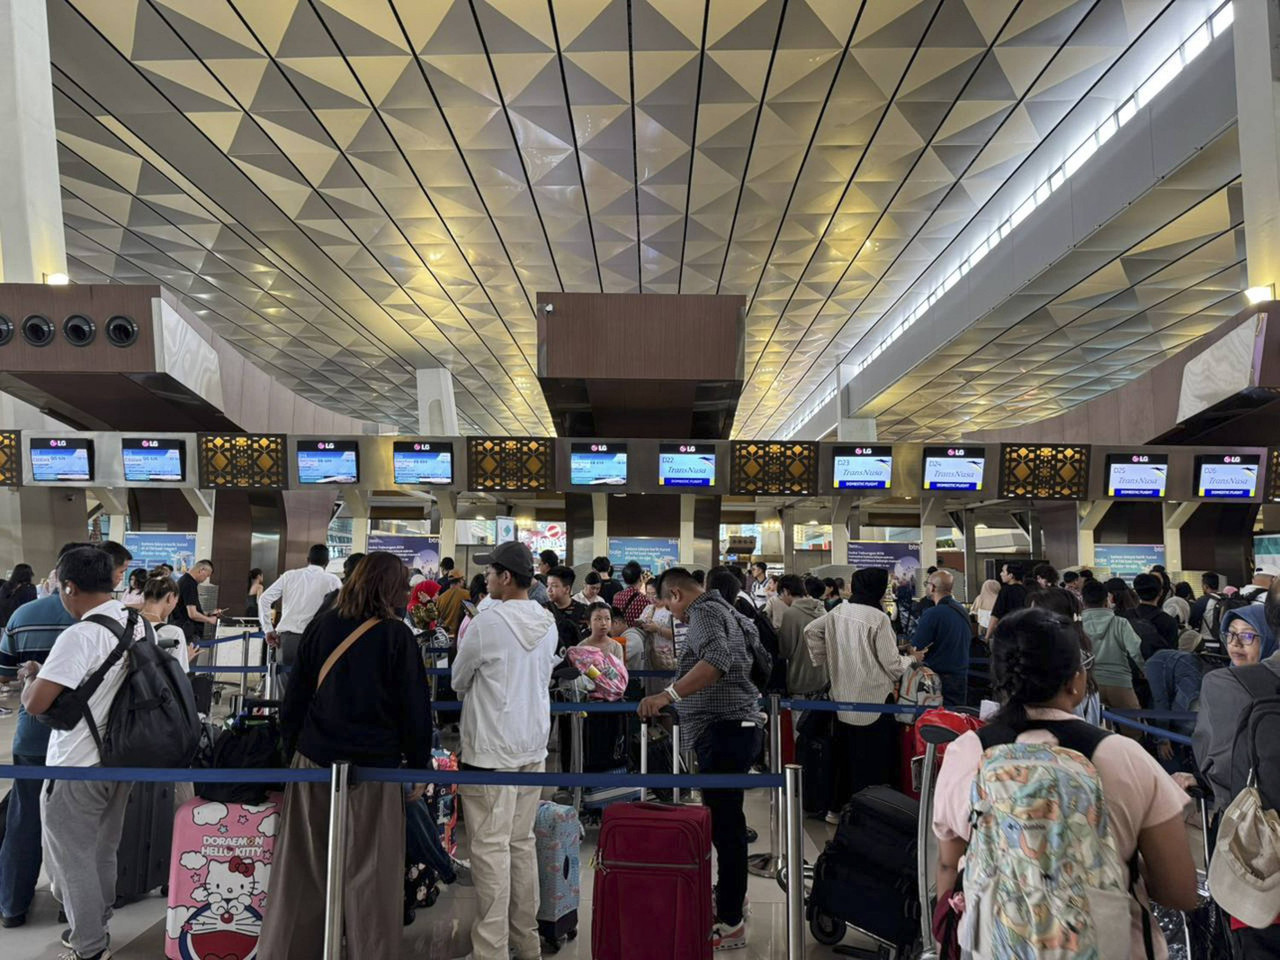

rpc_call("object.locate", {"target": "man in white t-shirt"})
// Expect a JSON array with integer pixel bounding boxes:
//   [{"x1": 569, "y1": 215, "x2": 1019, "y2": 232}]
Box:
[{"x1": 23, "y1": 546, "x2": 146, "y2": 960}]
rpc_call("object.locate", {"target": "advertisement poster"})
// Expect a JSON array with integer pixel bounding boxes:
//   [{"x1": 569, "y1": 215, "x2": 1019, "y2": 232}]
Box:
[
  {"x1": 367, "y1": 533, "x2": 440, "y2": 578},
  {"x1": 608, "y1": 537, "x2": 680, "y2": 573},
  {"x1": 1093, "y1": 544, "x2": 1165, "y2": 577},
  {"x1": 123, "y1": 532, "x2": 198, "y2": 574},
  {"x1": 518, "y1": 522, "x2": 567, "y2": 558},
  {"x1": 496, "y1": 516, "x2": 517, "y2": 544},
  {"x1": 847, "y1": 540, "x2": 921, "y2": 587},
  {"x1": 1254, "y1": 534, "x2": 1280, "y2": 574}
]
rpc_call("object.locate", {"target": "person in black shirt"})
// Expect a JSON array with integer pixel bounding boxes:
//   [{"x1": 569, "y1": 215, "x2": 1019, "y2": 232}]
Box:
[
  {"x1": 1188, "y1": 572, "x2": 1221, "y2": 631},
  {"x1": 544, "y1": 565, "x2": 589, "y2": 644},
  {"x1": 169, "y1": 560, "x2": 221, "y2": 644},
  {"x1": 593, "y1": 556, "x2": 622, "y2": 605},
  {"x1": 259, "y1": 551, "x2": 431, "y2": 960},
  {"x1": 1132, "y1": 572, "x2": 1179, "y2": 658},
  {"x1": 986, "y1": 561, "x2": 1028, "y2": 640}
]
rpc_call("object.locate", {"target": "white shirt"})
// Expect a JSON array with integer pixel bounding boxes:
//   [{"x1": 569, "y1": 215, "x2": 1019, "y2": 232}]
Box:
[
  {"x1": 153, "y1": 621, "x2": 190, "y2": 671},
  {"x1": 258, "y1": 564, "x2": 342, "y2": 636},
  {"x1": 39, "y1": 599, "x2": 142, "y2": 767},
  {"x1": 804, "y1": 602, "x2": 908, "y2": 727}
]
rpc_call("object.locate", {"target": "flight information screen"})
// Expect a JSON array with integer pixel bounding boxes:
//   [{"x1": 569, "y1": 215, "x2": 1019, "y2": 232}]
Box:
[
  {"x1": 1106, "y1": 453, "x2": 1168, "y2": 498},
  {"x1": 122, "y1": 437, "x2": 186, "y2": 482},
  {"x1": 1195, "y1": 453, "x2": 1260, "y2": 499},
  {"x1": 393, "y1": 441, "x2": 452, "y2": 485},
  {"x1": 658, "y1": 443, "x2": 716, "y2": 487},
  {"x1": 832, "y1": 445, "x2": 892, "y2": 490},
  {"x1": 296, "y1": 440, "x2": 359, "y2": 484},
  {"x1": 571, "y1": 442, "x2": 627, "y2": 485},
  {"x1": 30, "y1": 437, "x2": 93, "y2": 482},
  {"x1": 922, "y1": 446, "x2": 984, "y2": 492}
]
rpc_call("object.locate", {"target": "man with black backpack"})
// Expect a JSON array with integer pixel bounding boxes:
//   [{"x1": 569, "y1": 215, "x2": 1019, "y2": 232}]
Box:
[{"x1": 23, "y1": 546, "x2": 197, "y2": 960}]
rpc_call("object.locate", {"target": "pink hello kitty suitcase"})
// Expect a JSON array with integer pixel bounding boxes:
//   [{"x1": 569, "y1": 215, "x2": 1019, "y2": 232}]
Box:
[{"x1": 164, "y1": 794, "x2": 282, "y2": 960}]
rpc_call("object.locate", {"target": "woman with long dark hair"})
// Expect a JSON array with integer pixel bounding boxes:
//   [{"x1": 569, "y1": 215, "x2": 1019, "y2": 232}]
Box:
[
  {"x1": 258, "y1": 552, "x2": 433, "y2": 960},
  {"x1": 804, "y1": 566, "x2": 905, "y2": 821},
  {"x1": 0, "y1": 564, "x2": 36, "y2": 628}
]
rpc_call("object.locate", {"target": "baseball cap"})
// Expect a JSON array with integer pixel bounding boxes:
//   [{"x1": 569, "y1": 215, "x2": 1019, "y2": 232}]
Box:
[
  {"x1": 475, "y1": 541, "x2": 535, "y2": 579},
  {"x1": 1256, "y1": 562, "x2": 1280, "y2": 579}
]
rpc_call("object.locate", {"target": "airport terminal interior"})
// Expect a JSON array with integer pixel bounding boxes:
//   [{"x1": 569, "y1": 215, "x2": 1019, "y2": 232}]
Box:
[{"x1": 4, "y1": 0, "x2": 1280, "y2": 958}]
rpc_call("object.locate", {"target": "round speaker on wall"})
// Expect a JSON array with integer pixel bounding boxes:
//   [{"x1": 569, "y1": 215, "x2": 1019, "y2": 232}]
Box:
[
  {"x1": 0, "y1": 316, "x2": 12, "y2": 346},
  {"x1": 21, "y1": 314, "x2": 54, "y2": 347},
  {"x1": 63, "y1": 314, "x2": 95, "y2": 346},
  {"x1": 105, "y1": 315, "x2": 138, "y2": 347}
]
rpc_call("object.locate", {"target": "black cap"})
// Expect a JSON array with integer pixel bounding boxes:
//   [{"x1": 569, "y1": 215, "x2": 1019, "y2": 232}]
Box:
[{"x1": 475, "y1": 541, "x2": 535, "y2": 579}]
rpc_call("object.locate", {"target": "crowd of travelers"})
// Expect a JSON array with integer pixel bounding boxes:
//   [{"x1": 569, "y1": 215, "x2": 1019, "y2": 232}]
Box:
[{"x1": 0, "y1": 541, "x2": 1279, "y2": 958}]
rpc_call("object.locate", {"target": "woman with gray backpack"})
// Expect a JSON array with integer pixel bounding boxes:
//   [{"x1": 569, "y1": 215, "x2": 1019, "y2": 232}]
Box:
[{"x1": 930, "y1": 607, "x2": 1198, "y2": 958}]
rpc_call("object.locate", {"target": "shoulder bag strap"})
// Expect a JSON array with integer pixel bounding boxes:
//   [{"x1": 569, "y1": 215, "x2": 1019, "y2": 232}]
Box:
[{"x1": 317, "y1": 617, "x2": 381, "y2": 689}]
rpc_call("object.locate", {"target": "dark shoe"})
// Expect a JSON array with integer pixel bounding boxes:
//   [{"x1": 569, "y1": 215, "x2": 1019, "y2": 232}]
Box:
[
  {"x1": 745, "y1": 827, "x2": 758, "y2": 844},
  {"x1": 58, "y1": 910, "x2": 67, "y2": 923},
  {"x1": 0, "y1": 914, "x2": 25, "y2": 928},
  {"x1": 61, "y1": 929, "x2": 72, "y2": 948}
]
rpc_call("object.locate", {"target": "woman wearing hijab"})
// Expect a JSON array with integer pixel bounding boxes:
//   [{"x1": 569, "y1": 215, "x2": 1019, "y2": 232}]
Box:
[
  {"x1": 970, "y1": 578, "x2": 1000, "y2": 633},
  {"x1": 804, "y1": 567, "x2": 908, "y2": 822}
]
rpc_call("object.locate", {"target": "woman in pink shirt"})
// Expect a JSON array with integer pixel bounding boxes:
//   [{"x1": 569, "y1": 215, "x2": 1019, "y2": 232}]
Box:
[{"x1": 932, "y1": 607, "x2": 1197, "y2": 958}]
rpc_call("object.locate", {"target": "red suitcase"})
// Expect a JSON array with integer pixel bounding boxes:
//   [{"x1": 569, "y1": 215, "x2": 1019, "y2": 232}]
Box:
[{"x1": 591, "y1": 712, "x2": 713, "y2": 960}]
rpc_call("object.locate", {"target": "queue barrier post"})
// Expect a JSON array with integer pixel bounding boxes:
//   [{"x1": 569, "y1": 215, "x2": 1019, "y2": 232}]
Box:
[
  {"x1": 784, "y1": 762, "x2": 806, "y2": 960},
  {"x1": 323, "y1": 761, "x2": 351, "y2": 960},
  {"x1": 747, "y1": 693, "x2": 782, "y2": 878},
  {"x1": 917, "y1": 738, "x2": 940, "y2": 960},
  {"x1": 570, "y1": 708, "x2": 585, "y2": 810}
]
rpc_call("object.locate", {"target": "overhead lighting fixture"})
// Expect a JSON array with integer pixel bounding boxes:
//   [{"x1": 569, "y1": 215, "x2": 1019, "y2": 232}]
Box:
[
  {"x1": 1245, "y1": 284, "x2": 1274, "y2": 305},
  {"x1": 43, "y1": 272, "x2": 69, "y2": 285}
]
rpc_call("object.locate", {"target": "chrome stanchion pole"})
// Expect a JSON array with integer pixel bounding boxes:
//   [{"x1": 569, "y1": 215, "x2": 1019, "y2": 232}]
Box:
[
  {"x1": 238, "y1": 630, "x2": 249, "y2": 701},
  {"x1": 571, "y1": 709, "x2": 584, "y2": 811},
  {"x1": 784, "y1": 763, "x2": 806, "y2": 960},
  {"x1": 264, "y1": 644, "x2": 278, "y2": 703},
  {"x1": 323, "y1": 762, "x2": 350, "y2": 960},
  {"x1": 748, "y1": 693, "x2": 783, "y2": 877},
  {"x1": 917, "y1": 740, "x2": 940, "y2": 960}
]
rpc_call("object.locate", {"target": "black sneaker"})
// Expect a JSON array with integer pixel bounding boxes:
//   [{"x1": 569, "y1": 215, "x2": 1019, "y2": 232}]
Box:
[
  {"x1": 0, "y1": 914, "x2": 25, "y2": 928},
  {"x1": 61, "y1": 929, "x2": 72, "y2": 948}
]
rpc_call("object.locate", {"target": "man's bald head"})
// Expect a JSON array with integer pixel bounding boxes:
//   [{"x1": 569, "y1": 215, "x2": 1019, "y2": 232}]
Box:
[{"x1": 928, "y1": 569, "x2": 954, "y2": 595}]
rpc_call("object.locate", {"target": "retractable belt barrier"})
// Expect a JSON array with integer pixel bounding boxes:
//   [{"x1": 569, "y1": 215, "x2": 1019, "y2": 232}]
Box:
[
  {"x1": 196, "y1": 631, "x2": 265, "y2": 647},
  {"x1": 1101, "y1": 709, "x2": 1194, "y2": 746}
]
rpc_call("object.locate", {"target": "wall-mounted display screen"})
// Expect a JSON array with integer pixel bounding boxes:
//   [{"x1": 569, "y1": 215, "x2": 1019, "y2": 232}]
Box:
[
  {"x1": 30, "y1": 437, "x2": 94, "y2": 482},
  {"x1": 570, "y1": 442, "x2": 627, "y2": 485},
  {"x1": 832, "y1": 445, "x2": 892, "y2": 490},
  {"x1": 1105, "y1": 453, "x2": 1168, "y2": 499},
  {"x1": 658, "y1": 443, "x2": 717, "y2": 487},
  {"x1": 393, "y1": 441, "x2": 452, "y2": 485},
  {"x1": 1195, "y1": 453, "x2": 1260, "y2": 499},
  {"x1": 122, "y1": 437, "x2": 186, "y2": 482},
  {"x1": 296, "y1": 440, "x2": 359, "y2": 484},
  {"x1": 922, "y1": 446, "x2": 985, "y2": 492}
]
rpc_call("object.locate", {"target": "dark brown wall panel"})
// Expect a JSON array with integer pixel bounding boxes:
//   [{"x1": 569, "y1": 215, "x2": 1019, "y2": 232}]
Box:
[{"x1": 0, "y1": 282, "x2": 158, "y2": 373}]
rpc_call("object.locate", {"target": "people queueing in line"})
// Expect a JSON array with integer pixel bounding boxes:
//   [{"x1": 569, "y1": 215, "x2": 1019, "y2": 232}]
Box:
[
  {"x1": 747, "y1": 561, "x2": 769, "y2": 610},
  {"x1": 544, "y1": 564, "x2": 589, "y2": 645},
  {"x1": 452, "y1": 542, "x2": 559, "y2": 960},
  {"x1": 118, "y1": 568, "x2": 147, "y2": 610},
  {"x1": 258, "y1": 551, "x2": 432, "y2": 960},
  {"x1": 245, "y1": 567, "x2": 265, "y2": 618},
  {"x1": 638, "y1": 567, "x2": 764, "y2": 952},
  {"x1": 21, "y1": 543, "x2": 140, "y2": 960},
  {"x1": 610, "y1": 560, "x2": 650, "y2": 626},
  {"x1": 1190, "y1": 571, "x2": 1223, "y2": 637},
  {"x1": 1081, "y1": 576, "x2": 1146, "y2": 716},
  {"x1": 1131, "y1": 572, "x2": 1179, "y2": 657},
  {"x1": 258, "y1": 544, "x2": 342, "y2": 697},
  {"x1": 970, "y1": 577, "x2": 1001, "y2": 634},
  {"x1": 776, "y1": 575, "x2": 829, "y2": 706},
  {"x1": 167, "y1": 557, "x2": 222, "y2": 648},
  {"x1": 526, "y1": 549, "x2": 554, "y2": 606},
  {"x1": 985, "y1": 560, "x2": 1028, "y2": 640},
  {"x1": 906, "y1": 570, "x2": 971, "y2": 706}
]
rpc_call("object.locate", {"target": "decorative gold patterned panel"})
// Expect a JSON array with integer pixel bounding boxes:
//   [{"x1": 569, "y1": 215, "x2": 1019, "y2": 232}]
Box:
[
  {"x1": 0, "y1": 431, "x2": 17, "y2": 487},
  {"x1": 730, "y1": 441, "x2": 818, "y2": 496},
  {"x1": 999, "y1": 444, "x2": 1090, "y2": 500},
  {"x1": 467, "y1": 438, "x2": 554, "y2": 493},
  {"x1": 197, "y1": 434, "x2": 286, "y2": 489}
]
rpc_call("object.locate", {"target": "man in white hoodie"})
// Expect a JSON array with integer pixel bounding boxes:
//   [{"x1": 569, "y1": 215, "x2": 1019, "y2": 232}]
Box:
[{"x1": 452, "y1": 541, "x2": 559, "y2": 960}]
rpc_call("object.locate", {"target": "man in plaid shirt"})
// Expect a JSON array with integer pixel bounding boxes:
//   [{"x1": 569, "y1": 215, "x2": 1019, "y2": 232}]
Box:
[{"x1": 638, "y1": 568, "x2": 763, "y2": 952}]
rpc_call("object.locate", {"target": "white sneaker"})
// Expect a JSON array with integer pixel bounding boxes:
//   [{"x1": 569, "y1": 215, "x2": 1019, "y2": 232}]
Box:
[
  {"x1": 712, "y1": 919, "x2": 747, "y2": 951},
  {"x1": 824, "y1": 810, "x2": 841, "y2": 825}
]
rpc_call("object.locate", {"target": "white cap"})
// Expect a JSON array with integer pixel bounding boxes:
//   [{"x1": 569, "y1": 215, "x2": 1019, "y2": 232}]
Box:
[{"x1": 1255, "y1": 562, "x2": 1280, "y2": 579}]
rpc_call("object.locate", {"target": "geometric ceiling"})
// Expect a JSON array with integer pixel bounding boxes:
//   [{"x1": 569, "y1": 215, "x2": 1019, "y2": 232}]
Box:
[{"x1": 48, "y1": 0, "x2": 1207, "y2": 436}]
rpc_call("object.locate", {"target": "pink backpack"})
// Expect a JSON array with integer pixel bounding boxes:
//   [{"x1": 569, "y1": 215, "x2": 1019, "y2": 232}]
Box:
[{"x1": 566, "y1": 645, "x2": 629, "y2": 701}]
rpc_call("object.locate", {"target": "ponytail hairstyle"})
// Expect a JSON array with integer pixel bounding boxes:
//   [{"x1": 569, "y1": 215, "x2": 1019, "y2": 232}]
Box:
[
  {"x1": 989, "y1": 607, "x2": 1084, "y2": 730},
  {"x1": 142, "y1": 575, "x2": 178, "y2": 603}
]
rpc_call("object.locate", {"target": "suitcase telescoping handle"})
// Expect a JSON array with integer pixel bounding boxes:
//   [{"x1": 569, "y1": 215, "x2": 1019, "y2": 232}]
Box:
[
  {"x1": 1184, "y1": 783, "x2": 1213, "y2": 867},
  {"x1": 917, "y1": 723, "x2": 964, "y2": 956},
  {"x1": 638, "y1": 704, "x2": 680, "y2": 804}
]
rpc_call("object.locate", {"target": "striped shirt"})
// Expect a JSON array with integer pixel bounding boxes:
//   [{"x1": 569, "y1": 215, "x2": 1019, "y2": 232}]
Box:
[{"x1": 0, "y1": 592, "x2": 76, "y2": 755}]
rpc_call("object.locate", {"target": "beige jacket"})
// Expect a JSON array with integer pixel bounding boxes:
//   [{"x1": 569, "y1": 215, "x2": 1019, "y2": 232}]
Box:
[{"x1": 804, "y1": 602, "x2": 906, "y2": 726}]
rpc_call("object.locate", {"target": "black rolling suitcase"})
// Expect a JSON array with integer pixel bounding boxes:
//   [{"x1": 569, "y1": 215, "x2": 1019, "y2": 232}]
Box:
[{"x1": 114, "y1": 781, "x2": 174, "y2": 907}]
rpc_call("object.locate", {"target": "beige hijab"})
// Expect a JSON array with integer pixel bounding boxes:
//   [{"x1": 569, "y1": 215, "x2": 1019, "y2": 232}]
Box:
[{"x1": 972, "y1": 578, "x2": 1001, "y2": 613}]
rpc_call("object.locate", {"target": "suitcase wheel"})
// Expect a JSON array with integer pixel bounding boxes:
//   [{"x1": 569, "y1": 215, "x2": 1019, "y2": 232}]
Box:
[{"x1": 809, "y1": 909, "x2": 844, "y2": 946}]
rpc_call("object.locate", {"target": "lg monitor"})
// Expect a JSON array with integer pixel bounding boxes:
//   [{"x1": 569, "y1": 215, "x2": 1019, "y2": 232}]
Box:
[
  {"x1": 832, "y1": 445, "x2": 893, "y2": 490},
  {"x1": 393, "y1": 441, "x2": 453, "y2": 485},
  {"x1": 921, "y1": 446, "x2": 985, "y2": 492},
  {"x1": 30, "y1": 437, "x2": 94, "y2": 482},
  {"x1": 296, "y1": 440, "x2": 359, "y2": 484},
  {"x1": 1195, "y1": 453, "x2": 1260, "y2": 499},
  {"x1": 658, "y1": 443, "x2": 716, "y2": 487},
  {"x1": 1105, "y1": 453, "x2": 1168, "y2": 499},
  {"x1": 122, "y1": 437, "x2": 186, "y2": 483},
  {"x1": 570, "y1": 442, "x2": 627, "y2": 485}
]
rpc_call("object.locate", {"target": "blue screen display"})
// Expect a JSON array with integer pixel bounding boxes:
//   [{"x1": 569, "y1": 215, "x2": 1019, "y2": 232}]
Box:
[
  {"x1": 297, "y1": 440, "x2": 359, "y2": 484},
  {"x1": 30, "y1": 438, "x2": 93, "y2": 482},
  {"x1": 122, "y1": 438, "x2": 185, "y2": 482},
  {"x1": 393, "y1": 441, "x2": 453, "y2": 484},
  {"x1": 1196, "y1": 454, "x2": 1259, "y2": 499},
  {"x1": 659, "y1": 443, "x2": 716, "y2": 487},
  {"x1": 571, "y1": 443, "x2": 627, "y2": 485}
]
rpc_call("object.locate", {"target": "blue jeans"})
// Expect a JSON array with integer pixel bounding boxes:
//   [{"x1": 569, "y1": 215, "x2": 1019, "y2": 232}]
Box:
[
  {"x1": 695, "y1": 720, "x2": 764, "y2": 927},
  {"x1": 0, "y1": 754, "x2": 45, "y2": 919},
  {"x1": 406, "y1": 796, "x2": 456, "y2": 884}
]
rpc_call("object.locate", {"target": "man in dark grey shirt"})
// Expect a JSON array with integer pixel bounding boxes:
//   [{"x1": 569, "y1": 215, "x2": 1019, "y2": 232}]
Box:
[{"x1": 639, "y1": 568, "x2": 762, "y2": 952}]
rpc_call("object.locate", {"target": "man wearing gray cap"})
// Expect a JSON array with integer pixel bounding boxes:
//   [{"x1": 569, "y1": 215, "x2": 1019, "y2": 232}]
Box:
[{"x1": 452, "y1": 541, "x2": 559, "y2": 960}]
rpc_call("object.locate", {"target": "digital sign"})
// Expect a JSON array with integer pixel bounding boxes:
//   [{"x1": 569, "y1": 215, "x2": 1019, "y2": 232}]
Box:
[
  {"x1": 658, "y1": 443, "x2": 716, "y2": 488},
  {"x1": 30, "y1": 437, "x2": 94, "y2": 482},
  {"x1": 922, "y1": 446, "x2": 985, "y2": 492},
  {"x1": 832, "y1": 445, "x2": 892, "y2": 490},
  {"x1": 393, "y1": 441, "x2": 452, "y2": 485},
  {"x1": 122, "y1": 437, "x2": 186, "y2": 482},
  {"x1": 1105, "y1": 453, "x2": 1168, "y2": 499},
  {"x1": 570, "y1": 442, "x2": 627, "y2": 485},
  {"x1": 296, "y1": 440, "x2": 359, "y2": 484},
  {"x1": 1195, "y1": 453, "x2": 1260, "y2": 499}
]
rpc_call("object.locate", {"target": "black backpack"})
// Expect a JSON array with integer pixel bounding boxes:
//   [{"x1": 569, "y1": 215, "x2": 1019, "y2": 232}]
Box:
[
  {"x1": 195, "y1": 713, "x2": 287, "y2": 804},
  {"x1": 1226, "y1": 663, "x2": 1280, "y2": 809},
  {"x1": 1208, "y1": 590, "x2": 1265, "y2": 647},
  {"x1": 39, "y1": 609, "x2": 201, "y2": 768}
]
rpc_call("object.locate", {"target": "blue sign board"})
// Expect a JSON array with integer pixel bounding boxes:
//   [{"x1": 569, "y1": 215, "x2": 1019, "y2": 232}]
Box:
[
  {"x1": 123, "y1": 532, "x2": 199, "y2": 574},
  {"x1": 1093, "y1": 543, "x2": 1165, "y2": 577},
  {"x1": 367, "y1": 533, "x2": 440, "y2": 578},
  {"x1": 608, "y1": 537, "x2": 680, "y2": 574}
]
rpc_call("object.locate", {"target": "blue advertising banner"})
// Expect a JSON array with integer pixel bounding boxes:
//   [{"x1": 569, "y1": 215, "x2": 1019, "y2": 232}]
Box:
[
  {"x1": 123, "y1": 532, "x2": 198, "y2": 574},
  {"x1": 608, "y1": 537, "x2": 680, "y2": 573},
  {"x1": 367, "y1": 533, "x2": 440, "y2": 579},
  {"x1": 847, "y1": 540, "x2": 921, "y2": 585},
  {"x1": 1093, "y1": 543, "x2": 1165, "y2": 577}
]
